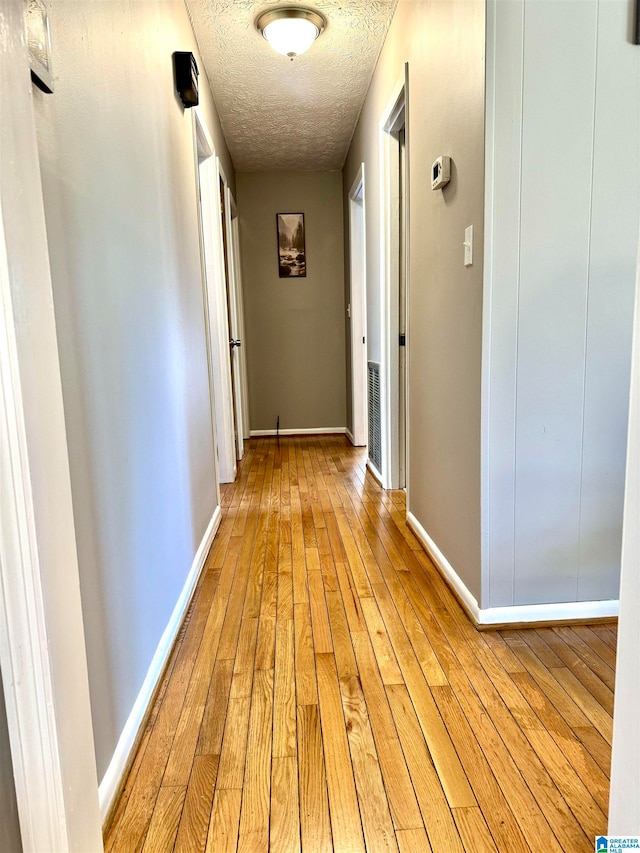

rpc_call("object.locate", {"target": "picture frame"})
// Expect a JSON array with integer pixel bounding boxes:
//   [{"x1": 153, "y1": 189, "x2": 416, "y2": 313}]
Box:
[
  {"x1": 25, "y1": 0, "x2": 54, "y2": 94},
  {"x1": 276, "y1": 213, "x2": 306, "y2": 278}
]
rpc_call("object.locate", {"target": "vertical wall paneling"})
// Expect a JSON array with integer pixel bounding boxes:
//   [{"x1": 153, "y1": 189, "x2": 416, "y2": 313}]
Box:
[
  {"x1": 484, "y1": 0, "x2": 639, "y2": 609},
  {"x1": 514, "y1": 0, "x2": 597, "y2": 605},
  {"x1": 578, "y1": 1, "x2": 639, "y2": 601}
]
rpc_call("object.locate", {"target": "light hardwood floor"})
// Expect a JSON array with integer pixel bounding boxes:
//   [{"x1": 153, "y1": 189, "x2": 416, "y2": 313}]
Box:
[{"x1": 104, "y1": 436, "x2": 615, "y2": 853}]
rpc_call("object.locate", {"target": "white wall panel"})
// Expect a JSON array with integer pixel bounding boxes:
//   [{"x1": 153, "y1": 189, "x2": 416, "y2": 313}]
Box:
[
  {"x1": 514, "y1": 0, "x2": 597, "y2": 604},
  {"x1": 484, "y1": 0, "x2": 639, "y2": 608},
  {"x1": 578, "y1": 1, "x2": 640, "y2": 601}
]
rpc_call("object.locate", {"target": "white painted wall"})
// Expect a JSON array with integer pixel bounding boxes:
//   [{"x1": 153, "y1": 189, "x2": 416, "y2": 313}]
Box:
[
  {"x1": 609, "y1": 232, "x2": 640, "y2": 834},
  {"x1": 33, "y1": 0, "x2": 233, "y2": 780},
  {"x1": 483, "y1": 0, "x2": 640, "y2": 608},
  {"x1": 344, "y1": 0, "x2": 486, "y2": 598}
]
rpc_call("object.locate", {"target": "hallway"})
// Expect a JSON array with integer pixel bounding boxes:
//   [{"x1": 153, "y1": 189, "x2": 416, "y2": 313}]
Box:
[{"x1": 104, "y1": 436, "x2": 614, "y2": 853}]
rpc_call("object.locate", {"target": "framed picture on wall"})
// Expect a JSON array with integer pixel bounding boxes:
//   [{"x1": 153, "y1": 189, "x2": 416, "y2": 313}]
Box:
[{"x1": 276, "y1": 213, "x2": 306, "y2": 278}]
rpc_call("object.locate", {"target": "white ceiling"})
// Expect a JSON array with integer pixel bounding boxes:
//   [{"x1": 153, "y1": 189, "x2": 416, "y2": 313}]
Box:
[{"x1": 185, "y1": 0, "x2": 398, "y2": 172}]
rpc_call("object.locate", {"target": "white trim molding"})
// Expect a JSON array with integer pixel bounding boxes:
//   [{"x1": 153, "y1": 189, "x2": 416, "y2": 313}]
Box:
[
  {"x1": 366, "y1": 459, "x2": 384, "y2": 487},
  {"x1": 0, "y1": 197, "x2": 69, "y2": 853},
  {"x1": 99, "y1": 506, "x2": 222, "y2": 823},
  {"x1": 193, "y1": 110, "x2": 236, "y2": 485},
  {"x1": 608, "y1": 225, "x2": 640, "y2": 833},
  {"x1": 250, "y1": 427, "x2": 348, "y2": 437},
  {"x1": 348, "y1": 163, "x2": 368, "y2": 449},
  {"x1": 406, "y1": 513, "x2": 481, "y2": 621},
  {"x1": 378, "y1": 66, "x2": 409, "y2": 490},
  {"x1": 407, "y1": 512, "x2": 619, "y2": 628},
  {"x1": 0, "y1": 3, "x2": 103, "y2": 848},
  {"x1": 478, "y1": 599, "x2": 619, "y2": 627},
  {"x1": 192, "y1": 108, "x2": 222, "y2": 506}
]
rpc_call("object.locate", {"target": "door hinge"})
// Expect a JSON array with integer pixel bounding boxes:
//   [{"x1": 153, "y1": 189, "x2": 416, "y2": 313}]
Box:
[{"x1": 399, "y1": 334, "x2": 406, "y2": 347}]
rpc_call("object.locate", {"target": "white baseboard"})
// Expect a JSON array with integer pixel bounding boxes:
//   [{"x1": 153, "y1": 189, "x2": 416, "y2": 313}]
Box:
[
  {"x1": 406, "y1": 511, "x2": 619, "y2": 627},
  {"x1": 478, "y1": 598, "x2": 619, "y2": 626},
  {"x1": 98, "y1": 505, "x2": 222, "y2": 823},
  {"x1": 366, "y1": 459, "x2": 383, "y2": 487},
  {"x1": 345, "y1": 427, "x2": 355, "y2": 445},
  {"x1": 250, "y1": 427, "x2": 347, "y2": 437},
  {"x1": 407, "y1": 512, "x2": 481, "y2": 622}
]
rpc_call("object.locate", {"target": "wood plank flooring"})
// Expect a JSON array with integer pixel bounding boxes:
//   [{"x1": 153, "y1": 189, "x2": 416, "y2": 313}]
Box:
[{"x1": 105, "y1": 436, "x2": 616, "y2": 853}]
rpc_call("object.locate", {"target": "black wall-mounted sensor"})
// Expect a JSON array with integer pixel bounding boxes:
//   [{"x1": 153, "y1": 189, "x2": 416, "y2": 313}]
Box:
[{"x1": 174, "y1": 51, "x2": 199, "y2": 108}]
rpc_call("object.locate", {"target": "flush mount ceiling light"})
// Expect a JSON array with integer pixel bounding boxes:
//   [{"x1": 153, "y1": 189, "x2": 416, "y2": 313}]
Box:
[{"x1": 256, "y1": 7, "x2": 326, "y2": 59}]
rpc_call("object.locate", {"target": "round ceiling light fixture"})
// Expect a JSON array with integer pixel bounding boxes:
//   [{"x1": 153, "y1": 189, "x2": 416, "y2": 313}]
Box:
[{"x1": 256, "y1": 7, "x2": 326, "y2": 59}]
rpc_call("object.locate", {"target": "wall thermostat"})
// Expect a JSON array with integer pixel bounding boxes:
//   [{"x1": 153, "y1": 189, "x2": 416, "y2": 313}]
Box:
[{"x1": 431, "y1": 156, "x2": 451, "y2": 190}]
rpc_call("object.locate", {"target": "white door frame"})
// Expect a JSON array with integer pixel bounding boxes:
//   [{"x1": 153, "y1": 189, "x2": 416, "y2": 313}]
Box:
[
  {"x1": 229, "y1": 196, "x2": 251, "y2": 443},
  {"x1": 0, "y1": 2, "x2": 102, "y2": 849},
  {"x1": 193, "y1": 109, "x2": 236, "y2": 483},
  {"x1": 379, "y1": 65, "x2": 410, "y2": 490},
  {"x1": 609, "y1": 230, "x2": 640, "y2": 832},
  {"x1": 349, "y1": 164, "x2": 368, "y2": 447}
]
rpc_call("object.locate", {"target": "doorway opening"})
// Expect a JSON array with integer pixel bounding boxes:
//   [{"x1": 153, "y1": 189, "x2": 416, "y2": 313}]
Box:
[
  {"x1": 348, "y1": 164, "x2": 368, "y2": 448},
  {"x1": 380, "y1": 66, "x2": 409, "y2": 491}
]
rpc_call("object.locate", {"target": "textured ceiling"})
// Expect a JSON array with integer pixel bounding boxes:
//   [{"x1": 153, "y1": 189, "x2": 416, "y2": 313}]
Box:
[{"x1": 185, "y1": 0, "x2": 398, "y2": 171}]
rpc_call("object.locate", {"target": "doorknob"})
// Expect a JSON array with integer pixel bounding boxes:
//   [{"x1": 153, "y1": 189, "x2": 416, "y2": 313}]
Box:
[{"x1": 229, "y1": 339, "x2": 242, "y2": 348}]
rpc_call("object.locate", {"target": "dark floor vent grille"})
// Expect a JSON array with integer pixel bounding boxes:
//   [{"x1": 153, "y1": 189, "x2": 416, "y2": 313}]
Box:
[{"x1": 368, "y1": 361, "x2": 382, "y2": 473}]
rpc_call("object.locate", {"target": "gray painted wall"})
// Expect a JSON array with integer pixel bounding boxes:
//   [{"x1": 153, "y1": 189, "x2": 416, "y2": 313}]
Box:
[
  {"x1": 483, "y1": 0, "x2": 639, "y2": 608},
  {"x1": 33, "y1": 0, "x2": 232, "y2": 778},
  {"x1": 344, "y1": 0, "x2": 486, "y2": 599},
  {"x1": 0, "y1": 670, "x2": 22, "y2": 853},
  {"x1": 237, "y1": 171, "x2": 347, "y2": 432}
]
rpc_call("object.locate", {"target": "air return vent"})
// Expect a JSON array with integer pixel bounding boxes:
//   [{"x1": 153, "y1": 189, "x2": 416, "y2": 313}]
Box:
[{"x1": 368, "y1": 362, "x2": 382, "y2": 473}]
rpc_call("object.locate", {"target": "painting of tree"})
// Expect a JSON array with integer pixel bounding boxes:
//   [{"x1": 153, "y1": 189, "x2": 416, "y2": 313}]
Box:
[{"x1": 276, "y1": 213, "x2": 306, "y2": 278}]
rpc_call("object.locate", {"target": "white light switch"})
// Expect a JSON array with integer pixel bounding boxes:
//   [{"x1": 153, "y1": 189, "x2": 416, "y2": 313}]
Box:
[{"x1": 464, "y1": 225, "x2": 473, "y2": 267}]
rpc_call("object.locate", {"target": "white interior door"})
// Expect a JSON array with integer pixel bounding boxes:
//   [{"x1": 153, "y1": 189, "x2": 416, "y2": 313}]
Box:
[
  {"x1": 398, "y1": 126, "x2": 407, "y2": 488},
  {"x1": 230, "y1": 205, "x2": 251, "y2": 442},
  {"x1": 218, "y1": 173, "x2": 242, "y2": 461}
]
